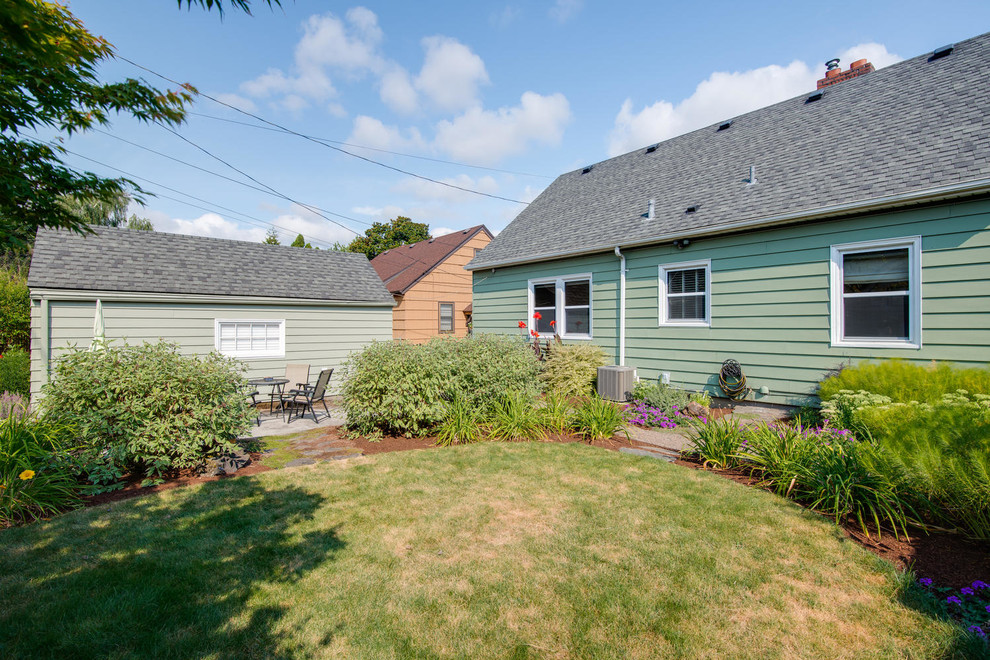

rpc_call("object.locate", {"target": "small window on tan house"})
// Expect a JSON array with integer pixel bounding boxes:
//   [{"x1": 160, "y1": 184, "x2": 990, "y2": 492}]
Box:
[{"x1": 439, "y1": 302, "x2": 454, "y2": 333}]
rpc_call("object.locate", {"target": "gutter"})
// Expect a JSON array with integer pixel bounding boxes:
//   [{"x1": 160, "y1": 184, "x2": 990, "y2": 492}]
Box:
[
  {"x1": 466, "y1": 178, "x2": 990, "y2": 271},
  {"x1": 29, "y1": 289, "x2": 396, "y2": 307},
  {"x1": 614, "y1": 246, "x2": 626, "y2": 366}
]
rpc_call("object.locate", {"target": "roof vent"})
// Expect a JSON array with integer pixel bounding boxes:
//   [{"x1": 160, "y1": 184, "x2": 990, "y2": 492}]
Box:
[
  {"x1": 717, "y1": 120, "x2": 733, "y2": 131},
  {"x1": 685, "y1": 205, "x2": 699, "y2": 214},
  {"x1": 805, "y1": 89, "x2": 824, "y2": 103},
  {"x1": 428, "y1": 238, "x2": 435, "y2": 243},
  {"x1": 582, "y1": 165, "x2": 594, "y2": 174},
  {"x1": 645, "y1": 144, "x2": 658, "y2": 154},
  {"x1": 929, "y1": 44, "x2": 954, "y2": 61},
  {"x1": 647, "y1": 199, "x2": 655, "y2": 220}
]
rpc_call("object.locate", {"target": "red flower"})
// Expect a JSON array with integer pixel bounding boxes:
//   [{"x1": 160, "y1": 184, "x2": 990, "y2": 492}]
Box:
[
  {"x1": 530, "y1": 330, "x2": 538, "y2": 337},
  {"x1": 533, "y1": 312, "x2": 542, "y2": 320},
  {"x1": 549, "y1": 320, "x2": 555, "y2": 327},
  {"x1": 518, "y1": 321, "x2": 526, "y2": 328}
]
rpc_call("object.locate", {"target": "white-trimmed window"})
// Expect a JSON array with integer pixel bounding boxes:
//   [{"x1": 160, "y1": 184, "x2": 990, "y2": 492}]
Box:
[
  {"x1": 659, "y1": 260, "x2": 711, "y2": 327},
  {"x1": 830, "y1": 236, "x2": 921, "y2": 348},
  {"x1": 215, "y1": 319, "x2": 285, "y2": 358},
  {"x1": 528, "y1": 274, "x2": 592, "y2": 339},
  {"x1": 439, "y1": 302, "x2": 454, "y2": 333}
]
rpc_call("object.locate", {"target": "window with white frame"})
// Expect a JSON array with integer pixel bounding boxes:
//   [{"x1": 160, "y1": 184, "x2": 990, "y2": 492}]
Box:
[
  {"x1": 528, "y1": 274, "x2": 592, "y2": 338},
  {"x1": 830, "y1": 236, "x2": 921, "y2": 348},
  {"x1": 659, "y1": 260, "x2": 711, "y2": 326},
  {"x1": 439, "y1": 302, "x2": 454, "y2": 333},
  {"x1": 215, "y1": 319, "x2": 285, "y2": 358}
]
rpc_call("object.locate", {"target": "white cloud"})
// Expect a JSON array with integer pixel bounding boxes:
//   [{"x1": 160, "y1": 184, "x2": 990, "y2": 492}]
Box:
[
  {"x1": 490, "y1": 6, "x2": 519, "y2": 28},
  {"x1": 431, "y1": 226, "x2": 456, "y2": 237},
  {"x1": 142, "y1": 204, "x2": 358, "y2": 247},
  {"x1": 837, "y1": 43, "x2": 901, "y2": 69},
  {"x1": 352, "y1": 204, "x2": 405, "y2": 220},
  {"x1": 151, "y1": 211, "x2": 267, "y2": 242},
  {"x1": 549, "y1": 0, "x2": 582, "y2": 23},
  {"x1": 347, "y1": 115, "x2": 426, "y2": 152},
  {"x1": 414, "y1": 36, "x2": 489, "y2": 112},
  {"x1": 379, "y1": 66, "x2": 419, "y2": 114},
  {"x1": 434, "y1": 91, "x2": 571, "y2": 164},
  {"x1": 606, "y1": 42, "x2": 902, "y2": 157},
  {"x1": 327, "y1": 102, "x2": 348, "y2": 118},
  {"x1": 239, "y1": 8, "x2": 385, "y2": 113},
  {"x1": 394, "y1": 174, "x2": 498, "y2": 203},
  {"x1": 211, "y1": 93, "x2": 257, "y2": 113}
]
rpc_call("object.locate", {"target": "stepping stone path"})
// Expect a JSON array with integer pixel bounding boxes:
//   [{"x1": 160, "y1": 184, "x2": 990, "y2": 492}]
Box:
[
  {"x1": 619, "y1": 446, "x2": 678, "y2": 462},
  {"x1": 285, "y1": 432, "x2": 363, "y2": 464}
]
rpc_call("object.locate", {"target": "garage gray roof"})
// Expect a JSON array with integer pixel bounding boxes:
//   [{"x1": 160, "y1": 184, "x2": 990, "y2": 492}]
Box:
[
  {"x1": 29, "y1": 227, "x2": 395, "y2": 304},
  {"x1": 470, "y1": 31, "x2": 990, "y2": 270}
]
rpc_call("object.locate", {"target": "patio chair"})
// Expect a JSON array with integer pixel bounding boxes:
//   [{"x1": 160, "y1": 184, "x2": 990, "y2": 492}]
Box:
[
  {"x1": 272, "y1": 363, "x2": 310, "y2": 415},
  {"x1": 281, "y1": 368, "x2": 333, "y2": 423},
  {"x1": 244, "y1": 386, "x2": 261, "y2": 427}
]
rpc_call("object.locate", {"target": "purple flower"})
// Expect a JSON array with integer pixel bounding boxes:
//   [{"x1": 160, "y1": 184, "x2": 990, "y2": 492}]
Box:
[
  {"x1": 973, "y1": 580, "x2": 989, "y2": 590},
  {"x1": 985, "y1": 604, "x2": 990, "y2": 613},
  {"x1": 947, "y1": 596, "x2": 962, "y2": 605},
  {"x1": 961, "y1": 587, "x2": 975, "y2": 596},
  {"x1": 969, "y1": 625, "x2": 986, "y2": 638},
  {"x1": 918, "y1": 578, "x2": 933, "y2": 587}
]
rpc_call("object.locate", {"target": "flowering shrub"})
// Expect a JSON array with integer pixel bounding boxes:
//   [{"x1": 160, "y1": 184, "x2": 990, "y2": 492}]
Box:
[
  {"x1": 1, "y1": 412, "x2": 81, "y2": 526},
  {"x1": 41, "y1": 341, "x2": 254, "y2": 483},
  {"x1": 624, "y1": 400, "x2": 679, "y2": 429},
  {"x1": 914, "y1": 577, "x2": 990, "y2": 648},
  {"x1": 628, "y1": 380, "x2": 689, "y2": 417},
  {"x1": 819, "y1": 359, "x2": 990, "y2": 404},
  {"x1": 1, "y1": 392, "x2": 27, "y2": 420}
]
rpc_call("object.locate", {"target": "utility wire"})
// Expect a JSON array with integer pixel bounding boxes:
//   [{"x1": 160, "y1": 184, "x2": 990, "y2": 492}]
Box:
[
  {"x1": 159, "y1": 125, "x2": 362, "y2": 235},
  {"x1": 188, "y1": 110, "x2": 553, "y2": 180},
  {"x1": 91, "y1": 127, "x2": 370, "y2": 227},
  {"x1": 119, "y1": 56, "x2": 532, "y2": 205},
  {"x1": 61, "y1": 147, "x2": 342, "y2": 249},
  {"x1": 91, "y1": 128, "x2": 371, "y2": 233}
]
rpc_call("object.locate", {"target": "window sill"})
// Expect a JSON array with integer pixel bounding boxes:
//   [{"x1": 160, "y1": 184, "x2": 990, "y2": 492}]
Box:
[
  {"x1": 538, "y1": 333, "x2": 593, "y2": 341},
  {"x1": 831, "y1": 339, "x2": 920, "y2": 350},
  {"x1": 221, "y1": 353, "x2": 286, "y2": 360},
  {"x1": 659, "y1": 321, "x2": 711, "y2": 328}
]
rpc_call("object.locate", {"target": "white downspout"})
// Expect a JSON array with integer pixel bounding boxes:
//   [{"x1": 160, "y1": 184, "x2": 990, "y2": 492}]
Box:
[{"x1": 614, "y1": 246, "x2": 626, "y2": 366}]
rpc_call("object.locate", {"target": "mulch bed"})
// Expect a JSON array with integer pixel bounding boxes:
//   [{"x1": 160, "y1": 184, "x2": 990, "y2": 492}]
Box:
[
  {"x1": 675, "y1": 455, "x2": 990, "y2": 589},
  {"x1": 83, "y1": 452, "x2": 271, "y2": 507}
]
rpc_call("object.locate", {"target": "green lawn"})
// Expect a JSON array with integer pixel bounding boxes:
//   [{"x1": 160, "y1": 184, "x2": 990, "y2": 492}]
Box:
[{"x1": 0, "y1": 442, "x2": 968, "y2": 658}]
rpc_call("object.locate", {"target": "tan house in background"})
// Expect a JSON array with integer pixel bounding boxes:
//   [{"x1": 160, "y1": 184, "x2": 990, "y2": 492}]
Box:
[{"x1": 371, "y1": 225, "x2": 492, "y2": 342}]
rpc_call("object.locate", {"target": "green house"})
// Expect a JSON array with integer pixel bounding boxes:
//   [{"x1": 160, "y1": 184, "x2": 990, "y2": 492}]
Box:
[
  {"x1": 27, "y1": 227, "x2": 395, "y2": 400},
  {"x1": 468, "y1": 33, "x2": 990, "y2": 406}
]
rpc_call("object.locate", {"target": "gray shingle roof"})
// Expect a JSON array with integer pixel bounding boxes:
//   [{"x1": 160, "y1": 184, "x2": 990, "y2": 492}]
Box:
[
  {"x1": 471, "y1": 32, "x2": 990, "y2": 270},
  {"x1": 28, "y1": 227, "x2": 395, "y2": 304}
]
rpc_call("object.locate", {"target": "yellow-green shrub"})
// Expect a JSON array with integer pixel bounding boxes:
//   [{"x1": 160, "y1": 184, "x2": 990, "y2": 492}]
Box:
[{"x1": 539, "y1": 342, "x2": 607, "y2": 399}]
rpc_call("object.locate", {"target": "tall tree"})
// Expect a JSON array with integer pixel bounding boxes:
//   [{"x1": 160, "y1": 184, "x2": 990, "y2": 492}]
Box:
[
  {"x1": 347, "y1": 216, "x2": 430, "y2": 260},
  {"x1": 263, "y1": 227, "x2": 280, "y2": 245},
  {"x1": 0, "y1": 0, "x2": 279, "y2": 249},
  {"x1": 291, "y1": 233, "x2": 313, "y2": 248},
  {"x1": 126, "y1": 215, "x2": 154, "y2": 231}
]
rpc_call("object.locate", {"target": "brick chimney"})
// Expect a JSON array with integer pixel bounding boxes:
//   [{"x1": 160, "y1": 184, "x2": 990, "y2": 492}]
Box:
[{"x1": 816, "y1": 58, "x2": 875, "y2": 89}]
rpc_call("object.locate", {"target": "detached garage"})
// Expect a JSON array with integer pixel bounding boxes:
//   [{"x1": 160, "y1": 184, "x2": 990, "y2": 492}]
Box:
[{"x1": 27, "y1": 227, "x2": 395, "y2": 399}]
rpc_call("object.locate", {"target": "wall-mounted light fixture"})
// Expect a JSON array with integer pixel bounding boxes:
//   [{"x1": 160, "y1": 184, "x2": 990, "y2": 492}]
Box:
[{"x1": 673, "y1": 238, "x2": 691, "y2": 249}]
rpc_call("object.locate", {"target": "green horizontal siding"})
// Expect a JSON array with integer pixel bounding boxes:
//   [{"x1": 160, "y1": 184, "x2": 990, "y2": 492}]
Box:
[
  {"x1": 30, "y1": 300, "x2": 391, "y2": 399},
  {"x1": 473, "y1": 197, "x2": 990, "y2": 405}
]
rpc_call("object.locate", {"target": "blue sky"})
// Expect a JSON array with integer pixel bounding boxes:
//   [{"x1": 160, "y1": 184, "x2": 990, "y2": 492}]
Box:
[{"x1": 61, "y1": 0, "x2": 990, "y2": 248}]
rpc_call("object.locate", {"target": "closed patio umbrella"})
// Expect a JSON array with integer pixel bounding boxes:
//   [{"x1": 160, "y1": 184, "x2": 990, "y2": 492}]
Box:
[{"x1": 89, "y1": 299, "x2": 106, "y2": 350}]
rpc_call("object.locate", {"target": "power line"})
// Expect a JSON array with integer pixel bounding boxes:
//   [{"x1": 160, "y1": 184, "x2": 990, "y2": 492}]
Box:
[
  {"x1": 92, "y1": 128, "x2": 371, "y2": 235},
  {"x1": 119, "y1": 56, "x2": 532, "y2": 205},
  {"x1": 60, "y1": 147, "x2": 343, "y2": 249},
  {"x1": 188, "y1": 110, "x2": 554, "y2": 180},
  {"x1": 159, "y1": 125, "x2": 363, "y2": 235}
]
